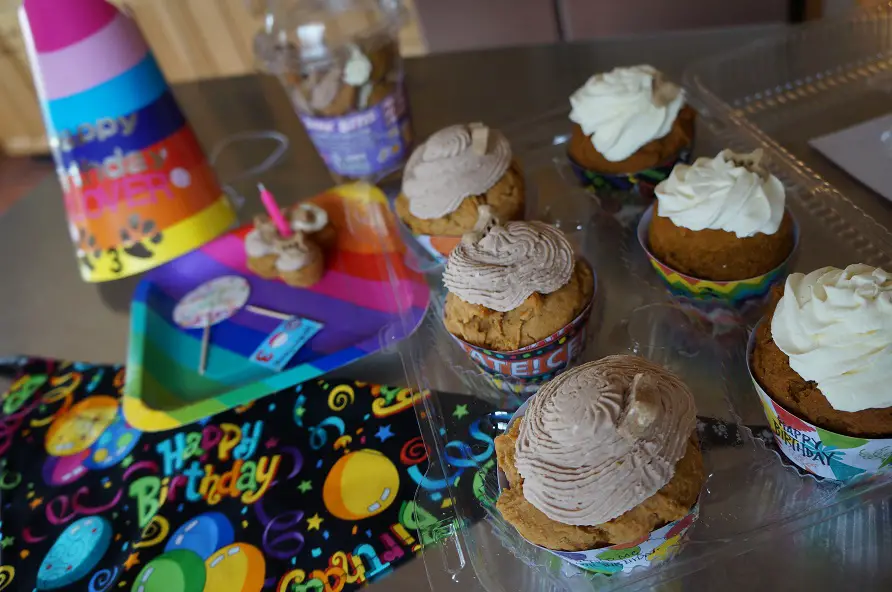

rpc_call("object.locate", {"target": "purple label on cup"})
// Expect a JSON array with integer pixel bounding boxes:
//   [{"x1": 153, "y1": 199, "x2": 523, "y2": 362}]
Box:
[{"x1": 299, "y1": 84, "x2": 413, "y2": 178}]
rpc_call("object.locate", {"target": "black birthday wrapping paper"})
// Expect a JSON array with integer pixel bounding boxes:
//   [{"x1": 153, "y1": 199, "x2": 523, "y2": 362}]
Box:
[{"x1": 0, "y1": 358, "x2": 497, "y2": 592}]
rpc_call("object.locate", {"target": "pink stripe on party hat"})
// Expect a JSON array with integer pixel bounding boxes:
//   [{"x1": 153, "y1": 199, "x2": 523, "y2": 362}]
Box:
[
  {"x1": 36, "y1": 13, "x2": 149, "y2": 100},
  {"x1": 23, "y1": 0, "x2": 118, "y2": 53}
]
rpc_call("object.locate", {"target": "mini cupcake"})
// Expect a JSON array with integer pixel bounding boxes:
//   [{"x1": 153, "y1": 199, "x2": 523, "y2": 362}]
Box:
[
  {"x1": 442, "y1": 209, "x2": 594, "y2": 391},
  {"x1": 496, "y1": 356, "x2": 703, "y2": 571},
  {"x1": 245, "y1": 217, "x2": 325, "y2": 287},
  {"x1": 749, "y1": 265, "x2": 892, "y2": 479},
  {"x1": 395, "y1": 123, "x2": 524, "y2": 260},
  {"x1": 568, "y1": 65, "x2": 695, "y2": 195}
]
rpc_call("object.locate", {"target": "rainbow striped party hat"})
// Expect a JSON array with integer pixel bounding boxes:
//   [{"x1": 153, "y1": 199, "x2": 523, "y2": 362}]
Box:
[{"x1": 20, "y1": 0, "x2": 236, "y2": 282}]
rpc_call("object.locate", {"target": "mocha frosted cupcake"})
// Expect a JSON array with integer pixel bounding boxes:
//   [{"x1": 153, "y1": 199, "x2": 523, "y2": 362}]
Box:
[
  {"x1": 649, "y1": 149, "x2": 796, "y2": 281},
  {"x1": 568, "y1": 65, "x2": 694, "y2": 193},
  {"x1": 443, "y1": 213, "x2": 593, "y2": 352},
  {"x1": 395, "y1": 123, "x2": 524, "y2": 239},
  {"x1": 496, "y1": 356, "x2": 703, "y2": 570},
  {"x1": 442, "y1": 211, "x2": 595, "y2": 391}
]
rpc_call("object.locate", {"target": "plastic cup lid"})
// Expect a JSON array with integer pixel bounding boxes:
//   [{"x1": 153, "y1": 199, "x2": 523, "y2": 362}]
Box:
[{"x1": 254, "y1": 0, "x2": 405, "y2": 74}]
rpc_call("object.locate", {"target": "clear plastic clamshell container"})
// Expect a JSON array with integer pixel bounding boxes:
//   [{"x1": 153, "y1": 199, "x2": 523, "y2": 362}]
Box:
[{"x1": 390, "y1": 9, "x2": 892, "y2": 592}]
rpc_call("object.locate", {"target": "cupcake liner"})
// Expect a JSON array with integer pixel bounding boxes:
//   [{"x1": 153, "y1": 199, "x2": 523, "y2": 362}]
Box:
[
  {"x1": 746, "y1": 320, "x2": 892, "y2": 481},
  {"x1": 637, "y1": 205, "x2": 799, "y2": 326},
  {"x1": 496, "y1": 398, "x2": 700, "y2": 574},
  {"x1": 568, "y1": 147, "x2": 692, "y2": 201},
  {"x1": 447, "y1": 266, "x2": 597, "y2": 395}
]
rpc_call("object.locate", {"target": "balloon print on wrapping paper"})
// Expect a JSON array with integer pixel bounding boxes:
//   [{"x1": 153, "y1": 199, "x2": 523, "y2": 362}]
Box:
[
  {"x1": 131, "y1": 513, "x2": 264, "y2": 592},
  {"x1": 42, "y1": 396, "x2": 141, "y2": 486},
  {"x1": 131, "y1": 549, "x2": 206, "y2": 592},
  {"x1": 204, "y1": 543, "x2": 266, "y2": 592},
  {"x1": 37, "y1": 516, "x2": 113, "y2": 590},
  {"x1": 164, "y1": 512, "x2": 235, "y2": 560},
  {"x1": 323, "y1": 449, "x2": 400, "y2": 522},
  {"x1": 45, "y1": 396, "x2": 119, "y2": 456}
]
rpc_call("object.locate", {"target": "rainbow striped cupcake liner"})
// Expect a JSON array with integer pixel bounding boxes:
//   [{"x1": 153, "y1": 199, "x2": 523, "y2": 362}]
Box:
[
  {"x1": 637, "y1": 205, "x2": 798, "y2": 325},
  {"x1": 447, "y1": 264, "x2": 596, "y2": 395},
  {"x1": 567, "y1": 147, "x2": 692, "y2": 202}
]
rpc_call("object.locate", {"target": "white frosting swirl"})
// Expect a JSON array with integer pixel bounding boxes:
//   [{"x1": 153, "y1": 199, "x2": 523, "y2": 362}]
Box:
[
  {"x1": 569, "y1": 65, "x2": 685, "y2": 162},
  {"x1": 443, "y1": 220, "x2": 573, "y2": 312},
  {"x1": 515, "y1": 356, "x2": 697, "y2": 526},
  {"x1": 771, "y1": 264, "x2": 892, "y2": 412},
  {"x1": 402, "y1": 123, "x2": 512, "y2": 219},
  {"x1": 655, "y1": 148, "x2": 786, "y2": 238}
]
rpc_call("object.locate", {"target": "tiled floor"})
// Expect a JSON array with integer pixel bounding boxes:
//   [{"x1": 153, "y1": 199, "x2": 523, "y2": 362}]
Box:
[{"x1": 0, "y1": 157, "x2": 53, "y2": 216}]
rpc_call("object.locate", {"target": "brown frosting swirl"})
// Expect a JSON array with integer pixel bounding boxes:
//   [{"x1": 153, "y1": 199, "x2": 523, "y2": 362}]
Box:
[
  {"x1": 443, "y1": 217, "x2": 573, "y2": 312},
  {"x1": 515, "y1": 356, "x2": 697, "y2": 526},
  {"x1": 402, "y1": 123, "x2": 512, "y2": 219}
]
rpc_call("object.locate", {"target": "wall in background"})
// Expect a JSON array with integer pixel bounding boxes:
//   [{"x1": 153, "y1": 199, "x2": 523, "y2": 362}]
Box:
[
  {"x1": 557, "y1": 0, "x2": 788, "y2": 40},
  {"x1": 0, "y1": 0, "x2": 869, "y2": 156}
]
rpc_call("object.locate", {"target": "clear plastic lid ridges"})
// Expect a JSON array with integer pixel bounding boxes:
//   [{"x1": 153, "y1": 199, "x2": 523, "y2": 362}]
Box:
[{"x1": 386, "y1": 10, "x2": 892, "y2": 592}]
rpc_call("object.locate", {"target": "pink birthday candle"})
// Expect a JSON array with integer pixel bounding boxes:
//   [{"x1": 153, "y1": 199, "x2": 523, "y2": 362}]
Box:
[{"x1": 258, "y1": 183, "x2": 292, "y2": 238}]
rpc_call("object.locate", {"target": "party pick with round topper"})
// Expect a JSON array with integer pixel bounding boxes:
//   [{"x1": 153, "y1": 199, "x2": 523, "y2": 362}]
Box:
[
  {"x1": 174, "y1": 276, "x2": 251, "y2": 375},
  {"x1": 174, "y1": 276, "x2": 251, "y2": 329}
]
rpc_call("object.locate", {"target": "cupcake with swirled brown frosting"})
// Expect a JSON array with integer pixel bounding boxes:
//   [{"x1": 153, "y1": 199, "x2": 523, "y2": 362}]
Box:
[
  {"x1": 395, "y1": 123, "x2": 524, "y2": 237},
  {"x1": 496, "y1": 355, "x2": 704, "y2": 551},
  {"x1": 442, "y1": 211, "x2": 594, "y2": 352}
]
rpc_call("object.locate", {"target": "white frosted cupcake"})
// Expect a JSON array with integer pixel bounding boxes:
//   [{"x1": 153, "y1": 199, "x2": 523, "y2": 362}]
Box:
[{"x1": 567, "y1": 65, "x2": 695, "y2": 196}]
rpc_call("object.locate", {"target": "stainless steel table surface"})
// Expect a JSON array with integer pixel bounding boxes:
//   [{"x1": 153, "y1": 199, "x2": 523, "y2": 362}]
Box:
[{"x1": 2, "y1": 22, "x2": 891, "y2": 592}]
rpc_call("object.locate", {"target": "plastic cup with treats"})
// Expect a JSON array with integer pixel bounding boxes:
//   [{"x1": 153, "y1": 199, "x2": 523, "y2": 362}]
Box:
[
  {"x1": 567, "y1": 65, "x2": 695, "y2": 201},
  {"x1": 495, "y1": 356, "x2": 704, "y2": 574},
  {"x1": 394, "y1": 122, "x2": 525, "y2": 264},
  {"x1": 748, "y1": 264, "x2": 892, "y2": 481},
  {"x1": 442, "y1": 207, "x2": 595, "y2": 394},
  {"x1": 255, "y1": 0, "x2": 413, "y2": 182},
  {"x1": 638, "y1": 148, "x2": 798, "y2": 326}
]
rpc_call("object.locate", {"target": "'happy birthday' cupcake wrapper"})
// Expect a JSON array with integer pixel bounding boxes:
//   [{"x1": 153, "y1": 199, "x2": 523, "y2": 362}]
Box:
[
  {"x1": 447, "y1": 265, "x2": 596, "y2": 395},
  {"x1": 568, "y1": 147, "x2": 692, "y2": 201},
  {"x1": 637, "y1": 205, "x2": 798, "y2": 326},
  {"x1": 746, "y1": 320, "x2": 892, "y2": 481},
  {"x1": 496, "y1": 399, "x2": 700, "y2": 574}
]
